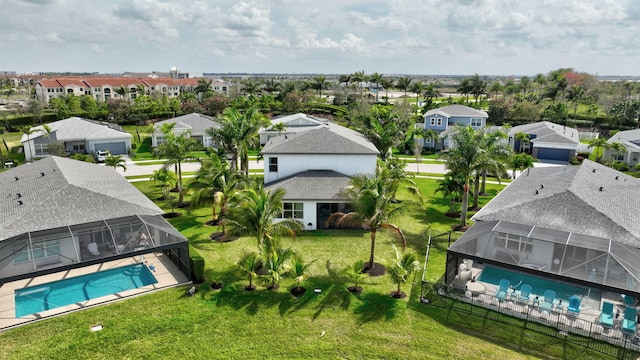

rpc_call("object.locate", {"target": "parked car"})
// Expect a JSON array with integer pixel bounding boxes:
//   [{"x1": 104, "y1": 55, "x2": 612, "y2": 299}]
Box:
[{"x1": 95, "y1": 150, "x2": 109, "y2": 162}]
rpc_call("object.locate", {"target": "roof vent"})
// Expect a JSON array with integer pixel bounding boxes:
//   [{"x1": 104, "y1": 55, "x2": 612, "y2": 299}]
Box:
[
  {"x1": 534, "y1": 190, "x2": 539, "y2": 195},
  {"x1": 14, "y1": 176, "x2": 19, "y2": 181},
  {"x1": 592, "y1": 169, "x2": 596, "y2": 173},
  {"x1": 615, "y1": 176, "x2": 619, "y2": 180},
  {"x1": 16, "y1": 193, "x2": 21, "y2": 198},
  {"x1": 540, "y1": 184, "x2": 544, "y2": 189},
  {"x1": 40, "y1": 172, "x2": 45, "y2": 177},
  {"x1": 599, "y1": 186, "x2": 604, "y2": 192},
  {"x1": 17, "y1": 200, "x2": 23, "y2": 206}
]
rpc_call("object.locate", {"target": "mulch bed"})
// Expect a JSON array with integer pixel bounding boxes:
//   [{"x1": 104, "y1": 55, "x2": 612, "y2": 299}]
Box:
[
  {"x1": 210, "y1": 282, "x2": 223, "y2": 290},
  {"x1": 445, "y1": 212, "x2": 461, "y2": 218},
  {"x1": 210, "y1": 232, "x2": 239, "y2": 243},
  {"x1": 347, "y1": 286, "x2": 363, "y2": 294},
  {"x1": 162, "y1": 212, "x2": 182, "y2": 218},
  {"x1": 451, "y1": 224, "x2": 470, "y2": 232},
  {"x1": 390, "y1": 291, "x2": 407, "y2": 299},
  {"x1": 244, "y1": 285, "x2": 256, "y2": 291},
  {"x1": 205, "y1": 219, "x2": 221, "y2": 226},
  {"x1": 266, "y1": 284, "x2": 280, "y2": 291},
  {"x1": 363, "y1": 262, "x2": 386, "y2": 277},
  {"x1": 290, "y1": 287, "x2": 307, "y2": 297}
]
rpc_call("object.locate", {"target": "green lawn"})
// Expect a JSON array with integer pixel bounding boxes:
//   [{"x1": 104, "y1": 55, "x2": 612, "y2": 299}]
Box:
[{"x1": 0, "y1": 178, "x2": 604, "y2": 359}]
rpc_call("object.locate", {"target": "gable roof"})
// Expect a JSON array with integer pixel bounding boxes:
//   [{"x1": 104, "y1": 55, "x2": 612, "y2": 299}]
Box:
[
  {"x1": 607, "y1": 129, "x2": 640, "y2": 150},
  {"x1": 472, "y1": 159, "x2": 640, "y2": 245},
  {"x1": 0, "y1": 156, "x2": 163, "y2": 241},
  {"x1": 508, "y1": 121, "x2": 579, "y2": 145},
  {"x1": 264, "y1": 170, "x2": 350, "y2": 200},
  {"x1": 153, "y1": 113, "x2": 220, "y2": 135},
  {"x1": 21, "y1": 117, "x2": 131, "y2": 142},
  {"x1": 423, "y1": 105, "x2": 488, "y2": 118},
  {"x1": 261, "y1": 122, "x2": 379, "y2": 155}
]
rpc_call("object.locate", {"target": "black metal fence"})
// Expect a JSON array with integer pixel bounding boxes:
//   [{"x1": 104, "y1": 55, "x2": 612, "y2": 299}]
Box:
[{"x1": 421, "y1": 282, "x2": 640, "y2": 360}]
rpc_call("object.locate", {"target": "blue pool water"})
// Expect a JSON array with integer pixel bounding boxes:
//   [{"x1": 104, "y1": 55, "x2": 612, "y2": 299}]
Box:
[
  {"x1": 477, "y1": 266, "x2": 594, "y2": 303},
  {"x1": 15, "y1": 263, "x2": 157, "y2": 317}
]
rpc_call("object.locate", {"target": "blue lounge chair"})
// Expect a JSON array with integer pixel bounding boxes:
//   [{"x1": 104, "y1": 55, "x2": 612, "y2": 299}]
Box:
[
  {"x1": 567, "y1": 295, "x2": 581, "y2": 316},
  {"x1": 496, "y1": 279, "x2": 510, "y2": 302},
  {"x1": 540, "y1": 290, "x2": 556, "y2": 313},
  {"x1": 517, "y1": 284, "x2": 532, "y2": 303},
  {"x1": 600, "y1": 301, "x2": 614, "y2": 328},
  {"x1": 622, "y1": 307, "x2": 638, "y2": 335}
]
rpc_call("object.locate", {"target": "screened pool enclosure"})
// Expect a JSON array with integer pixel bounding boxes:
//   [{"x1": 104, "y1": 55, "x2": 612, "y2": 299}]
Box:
[
  {"x1": 447, "y1": 220, "x2": 640, "y2": 297},
  {"x1": 0, "y1": 214, "x2": 190, "y2": 284}
]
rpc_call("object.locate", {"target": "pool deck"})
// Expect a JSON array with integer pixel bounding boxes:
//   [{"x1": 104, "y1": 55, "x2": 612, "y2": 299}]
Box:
[{"x1": 0, "y1": 253, "x2": 189, "y2": 331}]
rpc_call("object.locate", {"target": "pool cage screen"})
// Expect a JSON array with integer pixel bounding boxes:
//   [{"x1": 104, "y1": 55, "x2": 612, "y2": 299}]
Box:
[
  {"x1": 0, "y1": 214, "x2": 189, "y2": 283},
  {"x1": 446, "y1": 220, "x2": 640, "y2": 297}
]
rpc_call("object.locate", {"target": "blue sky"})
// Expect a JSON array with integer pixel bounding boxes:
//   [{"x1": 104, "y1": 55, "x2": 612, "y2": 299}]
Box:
[{"x1": 0, "y1": 0, "x2": 638, "y2": 76}]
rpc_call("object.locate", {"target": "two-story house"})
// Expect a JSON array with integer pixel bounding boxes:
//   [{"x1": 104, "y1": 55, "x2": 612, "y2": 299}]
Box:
[
  {"x1": 261, "y1": 120, "x2": 379, "y2": 230},
  {"x1": 421, "y1": 105, "x2": 488, "y2": 150}
]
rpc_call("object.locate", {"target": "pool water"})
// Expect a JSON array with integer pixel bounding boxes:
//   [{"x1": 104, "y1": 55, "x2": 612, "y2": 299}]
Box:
[
  {"x1": 15, "y1": 263, "x2": 157, "y2": 317},
  {"x1": 477, "y1": 265, "x2": 594, "y2": 303}
]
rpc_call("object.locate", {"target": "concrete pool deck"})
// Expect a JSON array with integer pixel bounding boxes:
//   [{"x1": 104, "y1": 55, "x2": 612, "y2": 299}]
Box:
[{"x1": 0, "y1": 253, "x2": 189, "y2": 331}]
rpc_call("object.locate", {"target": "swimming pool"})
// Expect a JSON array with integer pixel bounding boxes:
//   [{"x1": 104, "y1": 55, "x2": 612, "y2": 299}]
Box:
[
  {"x1": 477, "y1": 265, "x2": 596, "y2": 303},
  {"x1": 15, "y1": 263, "x2": 157, "y2": 317}
]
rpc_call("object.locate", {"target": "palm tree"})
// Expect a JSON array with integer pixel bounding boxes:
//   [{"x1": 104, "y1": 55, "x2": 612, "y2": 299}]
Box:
[
  {"x1": 379, "y1": 78, "x2": 394, "y2": 104},
  {"x1": 20, "y1": 126, "x2": 35, "y2": 161},
  {"x1": 259, "y1": 240, "x2": 293, "y2": 290},
  {"x1": 435, "y1": 171, "x2": 465, "y2": 215},
  {"x1": 328, "y1": 161, "x2": 419, "y2": 275},
  {"x1": 457, "y1": 79, "x2": 472, "y2": 104},
  {"x1": 290, "y1": 253, "x2": 313, "y2": 296},
  {"x1": 423, "y1": 82, "x2": 442, "y2": 104},
  {"x1": 271, "y1": 122, "x2": 287, "y2": 134},
  {"x1": 105, "y1": 155, "x2": 127, "y2": 172},
  {"x1": 396, "y1": 77, "x2": 412, "y2": 100},
  {"x1": 384, "y1": 157, "x2": 423, "y2": 203},
  {"x1": 469, "y1": 74, "x2": 486, "y2": 104},
  {"x1": 189, "y1": 154, "x2": 248, "y2": 232},
  {"x1": 409, "y1": 81, "x2": 425, "y2": 105},
  {"x1": 311, "y1": 76, "x2": 327, "y2": 98},
  {"x1": 508, "y1": 153, "x2": 535, "y2": 179},
  {"x1": 115, "y1": 86, "x2": 130, "y2": 101},
  {"x1": 423, "y1": 129, "x2": 438, "y2": 152},
  {"x1": 356, "y1": 105, "x2": 407, "y2": 160},
  {"x1": 489, "y1": 81, "x2": 504, "y2": 99},
  {"x1": 368, "y1": 72, "x2": 383, "y2": 102},
  {"x1": 588, "y1": 137, "x2": 609, "y2": 162},
  {"x1": 608, "y1": 142, "x2": 627, "y2": 162},
  {"x1": 262, "y1": 78, "x2": 282, "y2": 95},
  {"x1": 350, "y1": 70, "x2": 366, "y2": 101},
  {"x1": 150, "y1": 168, "x2": 177, "y2": 200},
  {"x1": 387, "y1": 245, "x2": 420, "y2": 298},
  {"x1": 439, "y1": 126, "x2": 484, "y2": 229},
  {"x1": 225, "y1": 187, "x2": 303, "y2": 248},
  {"x1": 343, "y1": 259, "x2": 366, "y2": 294},
  {"x1": 194, "y1": 78, "x2": 213, "y2": 99},
  {"x1": 153, "y1": 124, "x2": 198, "y2": 204},
  {"x1": 236, "y1": 251, "x2": 260, "y2": 291},
  {"x1": 514, "y1": 132, "x2": 530, "y2": 154},
  {"x1": 241, "y1": 78, "x2": 263, "y2": 97},
  {"x1": 473, "y1": 131, "x2": 511, "y2": 206},
  {"x1": 520, "y1": 76, "x2": 531, "y2": 96}
]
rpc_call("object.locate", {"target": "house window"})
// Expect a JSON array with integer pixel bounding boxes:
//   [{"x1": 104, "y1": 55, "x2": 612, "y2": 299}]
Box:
[
  {"x1": 70, "y1": 141, "x2": 85, "y2": 152},
  {"x1": 496, "y1": 233, "x2": 533, "y2": 253},
  {"x1": 430, "y1": 118, "x2": 435, "y2": 126},
  {"x1": 436, "y1": 118, "x2": 442, "y2": 126},
  {"x1": 35, "y1": 144, "x2": 49, "y2": 155},
  {"x1": 269, "y1": 157, "x2": 278, "y2": 172},
  {"x1": 282, "y1": 202, "x2": 303, "y2": 219},
  {"x1": 470, "y1": 118, "x2": 483, "y2": 127},
  {"x1": 13, "y1": 239, "x2": 60, "y2": 263},
  {"x1": 155, "y1": 136, "x2": 167, "y2": 145}
]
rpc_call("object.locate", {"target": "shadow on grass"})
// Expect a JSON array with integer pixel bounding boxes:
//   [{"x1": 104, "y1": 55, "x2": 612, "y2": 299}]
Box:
[
  {"x1": 352, "y1": 292, "x2": 402, "y2": 325},
  {"x1": 212, "y1": 282, "x2": 295, "y2": 316}
]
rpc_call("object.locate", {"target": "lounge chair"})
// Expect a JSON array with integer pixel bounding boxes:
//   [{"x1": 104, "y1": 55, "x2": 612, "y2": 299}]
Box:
[
  {"x1": 622, "y1": 307, "x2": 638, "y2": 335},
  {"x1": 540, "y1": 289, "x2": 556, "y2": 313},
  {"x1": 496, "y1": 279, "x2": 510, "y2": 302},
  {"x1": 600, "y1": 301, "x2": 614, "y2": 328},
  {"x1": 622, "y1": 294, "x2": 636, "y2": 307},
  {"x1": 517, "y1": 284, "x2": 532, "y2": 303},
  {"x1": 567, "y1": 295, "x2": 581, "y2": 316}
]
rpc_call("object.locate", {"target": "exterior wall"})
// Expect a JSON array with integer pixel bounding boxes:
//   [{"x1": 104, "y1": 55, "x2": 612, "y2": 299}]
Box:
[
  {"x1": 87, "y1": 138, "x2": 132, "y2": 154},
  {"x1": 603, "y1": 148, "x2": 640, "y2": 167},
  {"x1": 423, "y1": 114, "x2": 448, "y2": 131},
  {"x1": 263, "y1": 154, "x2": 377, "y2": 184},
  {"x1": 448, "y1": 115, "x2": 486, "y2": 129},
  {"x1": 273, "y1": 201, "x2": 317, "y2": 230}
]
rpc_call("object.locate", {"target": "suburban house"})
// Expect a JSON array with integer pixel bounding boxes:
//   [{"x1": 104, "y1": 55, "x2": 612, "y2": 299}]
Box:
[
  {"x1": 421, "y1": 105, "x2": 488, "y2": 150},
  {"x1": 258, "y1": 113, "x2": 328, "y2": 145},
  {"x1": 261, "y1": 119, "x2": 379, "y2": 230},
  {"x1": 604, "y1": 129, "x2": 640, "y2": 167},
  {"x1": 35, "y1": 76, "x2": 229, "y2": 103},
  {"x1": 508, "y1": 121, "x2": 579, "y2": 163},
  {"x1": 21, "y1": 117, "x2": 132, "y2": 161},
  {"x1": 151, "y1": 113, "x2": 220, "y2": 148},
  {"x1": 0, "y1": 156, "x2": 190, "y2": 284},
  {"x1": 447, "y1": 159, "x2": 640, "y2": 298}
]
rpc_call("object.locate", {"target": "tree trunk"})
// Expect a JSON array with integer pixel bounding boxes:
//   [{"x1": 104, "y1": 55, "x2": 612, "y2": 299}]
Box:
[
  {"x1": 177, "y1": 161, "x2": 183, "y2": 204},
  {"x1": 473, "y1": 173, "x2": 480, "y2": 209},
  {"x1": 368, "y1": 229, "x2": 377, "y2": 269},
  {"x1": 459, "y1": 181, "x2": 469, "y2": 227},
  {"x1": 480, "y1": 170, "x2": 487, "y2": 194}
]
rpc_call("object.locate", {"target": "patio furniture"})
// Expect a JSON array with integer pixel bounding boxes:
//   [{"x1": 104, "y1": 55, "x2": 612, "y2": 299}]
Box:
[
  {"x1": 540, "y1": 290, "x2": 556, "y2": 313},
  {"x1": 496, "y1": 279, "x2": 510, "y2": 302},
  {"x1": 622, "y1": 294, "x2": 636, "y2": 307},
  {"x1": 622, "y1": 307, "x2": 638, "y2": 335},
  {"x1": 466, "y1": 282, "x2": 486, "y2": 297},
  {"x1": 517, "y1": 284, "x2": 532, "y2": 304},
  {"x1": 567, "y1": 295, "x2": 581, "y2": 316},
  {"x1": 600, "y1": 301, "x2": 614, "y2": 328},
  {"x1": 87, "y1": 242, "x2": 100, "y2": 256}
]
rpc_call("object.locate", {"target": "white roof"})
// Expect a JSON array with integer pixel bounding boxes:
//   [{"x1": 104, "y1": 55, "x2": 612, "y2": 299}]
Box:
[{"x1": 21, "y1": 117, "x2": 131, "y2": 143}]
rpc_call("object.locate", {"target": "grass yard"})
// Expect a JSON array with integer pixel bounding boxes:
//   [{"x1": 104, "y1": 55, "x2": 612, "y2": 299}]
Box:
[{"x1": 0, "y1": 178, "x2": 606, "y2": 359}]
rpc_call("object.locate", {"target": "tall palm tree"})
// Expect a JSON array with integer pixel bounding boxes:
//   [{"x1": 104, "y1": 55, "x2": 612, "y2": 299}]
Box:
[
  {"x1": 356, "y1": 105, "x2": 407, "y2": 160},
  {"x1": 194, "y1": 78, "x2": 213, "y2": 99},
  {"x1": 439, "y1": 126, "x2": 484, "y2": 228},
  {"x1": 396, "y1": 77, "x2": 412, "y2": 100},
  {"x1": 608, "y1": 141, "x2": 627, "y2": 162},
  {"x1": 262, "y1": 78, "x2": 282, "y2": 95},
  {"x1": 423, "y1": 129, "x2": 438, "y2": 152},
  {"x1": 472, "y1": 131, "x2": 511, "y2": 208},
  {"x1": 509, "y1": 153, "x2": 535, "y2": 179},
  {"x1": 225, "y1": 187, "x2": 303, "y2": 247},
  {"x1": 514, "y1": 132, "x2": 530, "y2": 153},
  {"x1": 379, "y1": 78, "x2": 394, "y2": 104},
  {"x1": 423, "y1": 82, "x2": 442, "y2": 104},
  {"x1": 368, "y1": 72, "x2": 383, "y2": 102},
  {"x1": 115, "y1": 86, "x2": 130, "y2": 101},
  {"x1": 153, "y1": 124, "x2": 198, "y2": 204},
  {"x1": 469, "y1": 74, "x2": 486, "y2": 104},
  {"x1": 20, "y1": 126, "x2": 35, "y2": 161},
  {"x1": 457, "y1": 79, "x2": 472, "y2": 104},
  {"x1": 105, "y1": 155, "x2": 127, "y2": 172},
  {"x1": 588, "y1": 137, "x2": 609, "y2": 162},
  {"x1": 350, "y1": 70, "x2": 366, "y2": 102},
  {"x1": 241, "y1": 78, "x2": 262, "y2": 97},
  {"x1": 311, "y1": 76, "x2": 327, "y2": 98},
  {"x1": 328, "y1": 161, "x2": 420, "y2": 275},
  {"x1": 387, "y1": 245, "x2": 420, "y2": 298},
  {"x1": 489, "y1": 81, "x2": 504, "y2": 99},
  {"x1": 409, "y1": 81, "x2": 425, "y2": 105}
]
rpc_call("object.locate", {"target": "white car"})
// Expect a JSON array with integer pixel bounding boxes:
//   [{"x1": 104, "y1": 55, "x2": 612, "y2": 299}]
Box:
[{"x1": 95, "y1": 150, "x2": 109, "y2": 162}]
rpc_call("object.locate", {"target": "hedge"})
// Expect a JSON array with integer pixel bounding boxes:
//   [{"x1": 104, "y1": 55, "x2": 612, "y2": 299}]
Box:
[{"x1": 190, "y1": 254, "x2": 205, "y2": 283}]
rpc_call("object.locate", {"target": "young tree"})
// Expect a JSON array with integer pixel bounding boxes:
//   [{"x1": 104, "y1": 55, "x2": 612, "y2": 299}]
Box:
[
  {"x1": 153, "y1": 123, "x2": 197, "y2": 204},
  {"x1": 387, "y1": 245, "x2": 420, "y2": 298},
  {"x1": 105, "y1": 155, "x2": 127, "y2": 172},
  {"x1": 236, "y1": 251, "x2": 260, "y2": 291},
  {"x1": 514, "y1": 132, "x2": 530, "y2": 154},
  {"x1": 290, "y1": 253, "x2": 314, "y2": 297},
  {"x1": 509, "y1": 153, "x2": 535, "y2": 179},
  {"x1": 259, "y1": 239, "x2": 293, "y2": 290},
  {"x1": 343, "y1": 259, "x2": 366, "y2": 294},
  {"x1": 150, "y1": 168, "x2": 177, "y2": 200},
  {"x1": 588, "y1": 137, "x2": 609, "y2": 162}
]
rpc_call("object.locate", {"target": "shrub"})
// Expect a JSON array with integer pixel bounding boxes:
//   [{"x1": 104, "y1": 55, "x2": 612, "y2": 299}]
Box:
[
  {"x1": 606, "y1": 161, "x2": 629, "y2": 171},
  {"x1": 190, "y1": 255, "x2": 205, "y2": 283}
]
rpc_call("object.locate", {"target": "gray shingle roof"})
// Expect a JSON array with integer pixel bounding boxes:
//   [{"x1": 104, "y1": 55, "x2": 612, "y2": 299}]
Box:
[
  {"x1": 508, "y1": 121, "x2": 579, "y2": 146},
  {"x1": 153, "y1": 113, "x2": 220, "y2": 135},
  {"x1": 608, "y1": 129, "x2": 640, "y2": 150},
  {"x1": 423, "y1": 105, "x2": 488, "y2": 118},
  {"x1": 264, "y1": 170, "x2": 350, "y2": 201},
  {"x1": 0, "y1": 156, "x2": 163, "y2": 241},
  {"x1": 472, "y1": 159, "x2": 640, "y2": 245},
  {"x1": 21, "y1": 117, "x2": 131, "y2": 142},
  {"x1": 261, "y1": 122, "x2": 379, "y2": 155}
]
